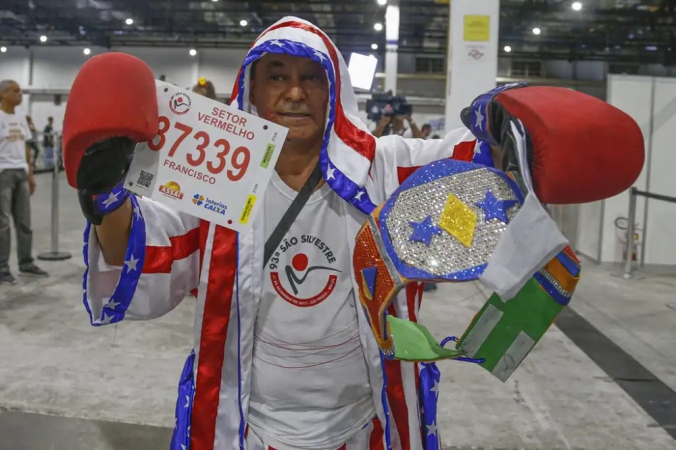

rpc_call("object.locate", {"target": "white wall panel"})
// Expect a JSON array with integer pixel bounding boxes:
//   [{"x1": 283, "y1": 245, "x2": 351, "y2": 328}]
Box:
[
  {"x1": 32, "y1": 47, "x2": 92, "y2": 89},
  {"x1": 576, "y1": 61, "x2": 606, "y2": 81},
  {"x1": 643, "y1": 78, "x2": 676, "y2": 266},
  {"x1": 0, "y1": 47, "x2": 30, "y2": 85},
  {"x1": 544, "y1": 60, "x2": 574, "y2": 79},
  {"x1": 29, "y1": 94, "x2": 68, "y2": 134},
  {"x1": 112, "y1": 47, "x2": 197, "y2": 90},
  {"x1": 602, "y1": 75, "x2": 653, "y2": 263},
  {"x1": 576, "y1": 201, "x2": 603, "y2": 261},
  {"x1": 198, "y1": 48, "x2": 248, "y2": 98}
]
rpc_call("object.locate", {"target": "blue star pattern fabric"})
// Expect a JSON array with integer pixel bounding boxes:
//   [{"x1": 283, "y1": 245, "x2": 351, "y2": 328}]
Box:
[
  {"x1": 419, "y1": 362, "x2": 442, "y2": 450},
  {"x1": 170, "y1": 351, "x2": 196, "y2": 450},
  {"x1": 468, "y1": 82, "x2": 527, "y2": 146},
  {"x1": 92, "y1": 181, "x2": 130, "y2": 216},
  {"x1": 82, "y1": 194, "x2": 146, "y2": 326},
  {"x1": 476, "y1": 189, "x2": 518, "y2": 224},
  {"x1": 408, "y1": 216, "x2": 444, "y2": 246},
  {"x1": 471, "y1": 140, "x2": 495, "y2": 168}
]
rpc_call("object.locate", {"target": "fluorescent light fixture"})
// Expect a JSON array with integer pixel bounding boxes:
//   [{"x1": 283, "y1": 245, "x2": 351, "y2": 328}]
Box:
[
  {"x1": 0, "y1": 47, "x2": 6, "y2": 53},
  {"x1": 40, "y1": 35, "x2": 48, "y2": 42},
  {"x1": 348, "y1": 52, "x2": 378, "y2": 91},
  {"x1": 504, "y1": 45, "x2": 512, "y2": 52},
  {"x1": 189, "y1": 49, "x2": 197, "y2": 56},
  {"x1": 240, "y1": 19, "x2": 248, "y2": 27},
  {"x1": 572, "y1": 2, "x2": 582, "y2": 11},
  {"x1": 83, "y1": 48, "x2": 91, "y2": 55},
  {"x1": 125, "y1": 18, "x2": 133, "y2": 25},
  {"x1": 374, "y1": 23, "x2": 383, "y2": 31},
  {"x1": 532, "y1": 27, "x2": 541, "y2": 35},
  {"x1": 377, "y1": 0, "x2": 387, "y2": 5},
  {"x1": 371, "y1": 43, "x2": 378, "y2": 50}
]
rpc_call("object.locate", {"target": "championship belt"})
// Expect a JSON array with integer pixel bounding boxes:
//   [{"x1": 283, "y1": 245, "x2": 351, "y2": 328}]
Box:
[{"x1": 353, "y1": 158, "x2": 581, "y2": 381}]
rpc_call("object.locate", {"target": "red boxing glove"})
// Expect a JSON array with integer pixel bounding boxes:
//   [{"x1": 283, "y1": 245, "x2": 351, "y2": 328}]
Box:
[
  {"x1": 463, "y1": 86, "x2": 645, "y2": 205},
  {"x1": 63, "y1": 52, "x2": 159, "y2": 190}
]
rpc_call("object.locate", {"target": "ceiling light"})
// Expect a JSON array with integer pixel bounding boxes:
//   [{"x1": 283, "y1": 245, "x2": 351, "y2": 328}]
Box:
[
  {"x1": 0, "y1": 47, "x2": 6, "y2": 53},
  {"x1": 374, "y1": 23, "x2": 383, "y2": 31},
  {"x1": 572, "y1": 2, "x2": 583, "y2": 11},
  {"x1": 83, "y1": 48, "x2": 91, "y2": 55},
  {"x1": 377, "y1": 0, "x2": 387, "y2": 5},
  {"x1": 39, "y1": 35, "x2": 47, "y2": 42},
  {"x1": 532, "y1": 27, "x2": 541, "y2": 35},
  {"x1": 371, "y1": 43, "x2": 378, "y2": 50},
  {"x1": 240, "y1": 19, "x2": 248, "y2": 27},
  {"x1": 189, "y1": 49, "x2": 197, "y2": 56},
  {"x1": 504, "y1": 45, "x2": 512, "y2": 53},
  {"x1": 125, "y1": 18, "x2": 134, "y2": 25},
  {"x1": 212, "y1": 0, "x2": 218, "y2": 2}
]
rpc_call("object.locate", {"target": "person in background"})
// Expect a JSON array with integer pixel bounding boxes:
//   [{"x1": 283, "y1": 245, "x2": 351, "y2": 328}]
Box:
[
  {"x1": 192, "y1": 77, "x2": 217, "y2": 100},
  {"x1": 25, "y1": 116, "x2": 39, "y2": 169},
  {"x1": 43, "y1": 116, "x2": 54, "y2": 169},
  {"x1": 419, "y1": 123, "x2": 432, "y2": 139},
  {"x1": 0, "y1": 80, "x2": 49, "y2": 283},
  {"x1": 372, "y1": 103, "x2": 420, "y2": 138}
]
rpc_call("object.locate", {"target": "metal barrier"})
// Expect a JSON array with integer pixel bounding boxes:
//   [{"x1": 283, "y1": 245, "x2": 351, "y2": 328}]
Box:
[
  {"x1": 619, "y1": 186, "x2": 676, "y2": 279},
  {"x1": 37, "y1": 137, "x2": 71, "y2": 261}
]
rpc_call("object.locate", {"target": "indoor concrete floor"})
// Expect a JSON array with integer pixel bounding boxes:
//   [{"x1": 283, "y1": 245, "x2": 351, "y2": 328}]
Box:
[{"x1": 0, "y1": 173, "x2": 675, "y2": 450}]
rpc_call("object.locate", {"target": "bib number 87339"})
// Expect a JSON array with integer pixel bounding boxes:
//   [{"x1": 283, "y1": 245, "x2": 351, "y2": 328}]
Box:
[{"x1": 148, "y1": 116, "x2": 251, "y2": 182}]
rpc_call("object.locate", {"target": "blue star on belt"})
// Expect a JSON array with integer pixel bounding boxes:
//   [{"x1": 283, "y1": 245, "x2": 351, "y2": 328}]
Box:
[
  {"x1": 409, "y1": 215, "x2": 443, "y2": 246},
  {"x1": 476, "y1": 189, "x2": 518, "y2": 224}
]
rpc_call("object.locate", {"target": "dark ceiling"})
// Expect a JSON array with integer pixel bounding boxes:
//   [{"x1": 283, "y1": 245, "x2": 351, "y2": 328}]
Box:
[{"x1": 1, "y1": 0, "x2": 675, "y2": 65}]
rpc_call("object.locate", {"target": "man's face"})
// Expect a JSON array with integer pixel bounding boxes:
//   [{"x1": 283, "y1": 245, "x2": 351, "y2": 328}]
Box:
[
  {"x1": 421, "y1": 126, "x2": 432, "y2": 139},
  {"x1": 250, "y1": 54, "x2": 329, "y2": 146},
  {"x1": 1, "y1": 82, "x2": 22, "y2": 107}
]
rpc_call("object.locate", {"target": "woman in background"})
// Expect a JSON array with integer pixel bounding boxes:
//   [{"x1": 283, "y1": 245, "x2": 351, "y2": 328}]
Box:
[{"x1": 192, "y1": 77, "x2": 217, "y2": 100}]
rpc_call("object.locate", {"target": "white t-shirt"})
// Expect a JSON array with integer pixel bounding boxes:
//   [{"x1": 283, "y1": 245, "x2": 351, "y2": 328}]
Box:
[
  {"x1": 248, "y1": 171, "x2": 375, "y2": 450},
  {"x1": 0, "y1": 111, "x2": 29, "y2": 171}
]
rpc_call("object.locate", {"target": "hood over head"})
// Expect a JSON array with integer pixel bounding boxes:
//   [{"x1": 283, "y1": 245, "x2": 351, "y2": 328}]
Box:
[{"x1": 229, "y1": 16, "x2": 377, "y2": 214}]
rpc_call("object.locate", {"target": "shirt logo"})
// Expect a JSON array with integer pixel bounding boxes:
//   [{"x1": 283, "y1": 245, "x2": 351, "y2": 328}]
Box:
[{"x1": 268, "y1": 235, "x2": 341, "y2": 308}]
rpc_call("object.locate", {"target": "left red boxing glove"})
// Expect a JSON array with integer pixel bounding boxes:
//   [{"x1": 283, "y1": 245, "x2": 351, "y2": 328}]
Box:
[
  {"x1": 462, "y1": 85, "x2": 644, "y2": 204},
  {"x1": 63, "y1": 52, "x2": 158, "y2": 224}
]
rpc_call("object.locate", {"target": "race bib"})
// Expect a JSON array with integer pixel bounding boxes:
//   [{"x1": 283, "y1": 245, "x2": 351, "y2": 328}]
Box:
[{"x1": 126, "y1": 80, "x2": 288, "y2": 232}]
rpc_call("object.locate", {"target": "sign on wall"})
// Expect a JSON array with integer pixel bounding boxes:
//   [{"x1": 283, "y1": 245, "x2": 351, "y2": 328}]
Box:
[{"x1": 463, "y1": 15, "x2": 491, "y2": 42}]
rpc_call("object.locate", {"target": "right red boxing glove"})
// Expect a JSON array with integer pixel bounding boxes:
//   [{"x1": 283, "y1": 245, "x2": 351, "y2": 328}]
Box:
[
  {"x1": 63, "y1": 53, "x2": 159, "y2": 223},
  {"x1": 63, "y1": 52, "x2": 159, "y2": 190}
]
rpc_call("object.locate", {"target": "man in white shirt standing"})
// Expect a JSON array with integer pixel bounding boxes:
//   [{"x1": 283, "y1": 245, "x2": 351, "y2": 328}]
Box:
[{"x1": 0, "y1": 80, "x2": 49, "y2": 283}]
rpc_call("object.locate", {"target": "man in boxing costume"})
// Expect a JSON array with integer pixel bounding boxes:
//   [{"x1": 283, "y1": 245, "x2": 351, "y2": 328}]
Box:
[{"x1": 66, "y1": 16, "x2": 642, "y2": 450}]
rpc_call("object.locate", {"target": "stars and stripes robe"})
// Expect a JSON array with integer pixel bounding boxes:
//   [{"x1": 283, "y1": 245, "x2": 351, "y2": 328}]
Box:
[{"x1": 83, "y1": 16, "x2": 493, "y2": 450}]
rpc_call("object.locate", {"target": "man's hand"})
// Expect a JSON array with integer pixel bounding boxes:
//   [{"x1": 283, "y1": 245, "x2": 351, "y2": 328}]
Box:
[{"x1": 28, "y1": 173, "x2": 36, "y2": 196}]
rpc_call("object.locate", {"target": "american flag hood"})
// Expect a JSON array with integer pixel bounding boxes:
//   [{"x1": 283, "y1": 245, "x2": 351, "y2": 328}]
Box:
[{"x1": 229, "y1": 16, "x2": 378, "y2": 213}]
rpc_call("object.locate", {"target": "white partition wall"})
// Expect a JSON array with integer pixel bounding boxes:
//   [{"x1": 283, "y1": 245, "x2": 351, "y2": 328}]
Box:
[
  {"x1": 600, "y1": 76, "x2": 653, "y2": 264},
  {"x1": 592, "y1": 75, "x2": 676, "y2": 269},
  {"x1": 0, "y1": 45, "x2": 250, "y2": 131},
  {"x1": 643, "y1": 78, "x2": 676, "y2": 266}
]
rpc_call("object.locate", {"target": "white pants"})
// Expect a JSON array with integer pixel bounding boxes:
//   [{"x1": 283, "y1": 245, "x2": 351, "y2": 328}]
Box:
[{"x1": 245, "y1": 418, "x2": 386, "y2": 450}]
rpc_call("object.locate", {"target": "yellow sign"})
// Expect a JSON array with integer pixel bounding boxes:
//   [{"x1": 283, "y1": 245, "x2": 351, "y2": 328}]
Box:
[
  {"x1": 239, "y1": 194, "x2": 257, "y2": 225},
  {"x1": 464, "y1": 15, "x2": 490, "y2": 42}
]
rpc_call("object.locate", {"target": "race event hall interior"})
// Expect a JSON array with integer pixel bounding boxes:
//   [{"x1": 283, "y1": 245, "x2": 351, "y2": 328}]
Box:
[{"x1": 0, "y1": 0, "x2": 675, "y2": 449}]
